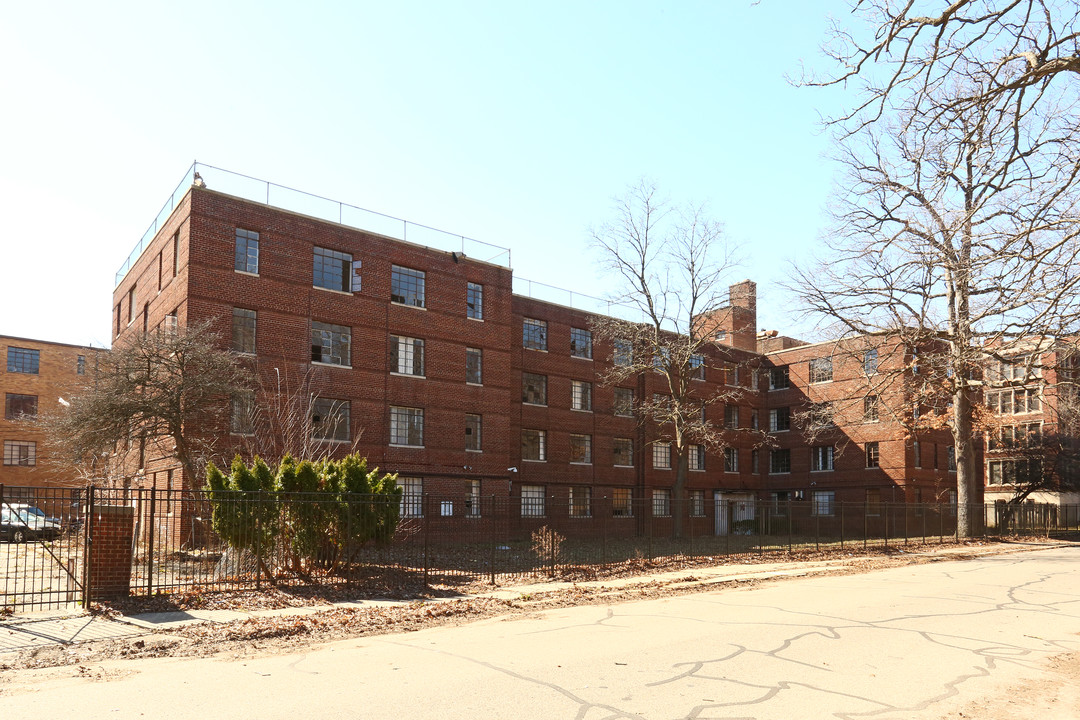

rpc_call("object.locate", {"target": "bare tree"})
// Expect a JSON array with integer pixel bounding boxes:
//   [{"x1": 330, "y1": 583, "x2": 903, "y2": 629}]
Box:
[
  {"x1": 792, "y1": 85, "x2": 1080, "y2": 536},
  {"x1": 43, "y1": 322, "x2": 251, "y2": 488},
  {"x1": 590, "y1": 181, "x2": 743, "y2": 538}
]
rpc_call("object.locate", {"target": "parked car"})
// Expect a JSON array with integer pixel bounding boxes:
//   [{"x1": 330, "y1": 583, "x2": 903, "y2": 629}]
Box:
[{"x1": 1, "y1": 503, "x2": 62, "y2": 542}]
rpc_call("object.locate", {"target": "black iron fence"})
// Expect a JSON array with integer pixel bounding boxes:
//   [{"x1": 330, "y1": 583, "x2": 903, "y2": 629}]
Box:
[{"x1": 3, "y1": 484, "x2": 1078, "y2": 612}]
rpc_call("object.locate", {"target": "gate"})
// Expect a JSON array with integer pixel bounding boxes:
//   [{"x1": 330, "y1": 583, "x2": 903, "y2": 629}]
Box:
[{"x1": 1, "y1": 485, "x2": 86, "y2": 612}]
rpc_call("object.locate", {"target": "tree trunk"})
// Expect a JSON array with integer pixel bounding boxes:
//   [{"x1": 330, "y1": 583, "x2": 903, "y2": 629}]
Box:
[
  {"x1": 953, "y1": 386, "x2": 979, "y2": 538},
  {"x1": 672, "y1": 447, "x2": 688, "y2": 539}
]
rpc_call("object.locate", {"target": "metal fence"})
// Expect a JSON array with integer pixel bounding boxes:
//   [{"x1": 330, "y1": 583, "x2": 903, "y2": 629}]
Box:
[{"x1": 3, "y1": 485, "x2": 1078, "y2": 612}]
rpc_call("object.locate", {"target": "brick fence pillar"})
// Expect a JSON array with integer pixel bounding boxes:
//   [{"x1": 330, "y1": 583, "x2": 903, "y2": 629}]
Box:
[{"x1": 88, "y1": 505, "x2": 135, "y2": 600}]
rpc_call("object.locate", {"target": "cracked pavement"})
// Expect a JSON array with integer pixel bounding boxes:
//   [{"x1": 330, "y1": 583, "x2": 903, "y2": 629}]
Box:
[{"x1": 2, "y1": 546, "x2": 1078, "y2": 719}]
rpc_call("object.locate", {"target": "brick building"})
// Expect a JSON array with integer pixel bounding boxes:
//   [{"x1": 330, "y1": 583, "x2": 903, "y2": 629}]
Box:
[
  {"x1": 1, "y1": 335, "x2": 104, "y2": 492},
  {"x1": 109, "y1": 170, "x2": 968, "y2": 534}
]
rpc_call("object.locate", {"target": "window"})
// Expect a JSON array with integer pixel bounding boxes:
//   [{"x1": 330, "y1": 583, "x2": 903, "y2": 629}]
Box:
[
  {"x1": 613, "y1": 339, "x2": 632, "y2": 366},
  {"x1": 466, "y1": 282, "x2": 483, "y2": 319},
  {"x1": 311, "y1": 321, "x2": 351, "y2": 366},
  {"x1": 752, "y1": 449, "x2": 760, "y2": 473},
  {"x1": 865, "y1": 442, "x2": 880, "y2": 468},
  {"x1": 865, "y1": 489, "x2": 881, "y2": 516},
  {"x1": 391, "y1": 335, "x2": 425, "y2": 376},
  {"x1": 466, "y1": 348, "x2": 482, "y2": 384},
  {"x1": 689, "y1": 444, "x2": 705, "y2": 471},
  {"x1": 751, "y1": 368, "x2": 760, "y2": 390},
  {"x1": 986, "y1": 388, "x2": 1042, "y2": 414},
  {"x1": 570, "y1": 328, "x2": 592, "y2": 359},
  {"x1": 6, "y1": 347, "x2": 39, "y2": 374},
  {"x1": 521, "y1": 485, "x2": 546, "y2": 517},
  {"x1": 127, "y1": 287, "x2": 136, "y2": 324},
  {"x1": 726, "y1": 364, "x2": 739, "y2": 386},
  {"x1": 724, "y1": 447, "x2": 738, "y2": 472},
  {"x1": 523, "y1": 318, "x2": 547, "y2": 350},
  {"x1": 948, "y1": 446, "x2": 956, "y2": 471},
  {"x1": 652, "y1": 489, "x2": 671, "y2": 517},
  {"x1": 465, "y1": 479, "x2": 481, "y2": 517},
  {"x1": 570, "y1": 486, "x2": 591, "y2": 517},
  {"x1": 522, "y1": 429, "x2": 546, "y2": 461},
  {"x1": 913, "y1": 440, "x2": 921, "y2": 468},
  {"x1": 988, "y1": 458, "x2": 1043, "y2": 485},
  {"x1": 770, "y1": 449, "x2": 791, "y2": 474},
  {"x1": 652, "y1": 347, "x2": 670, "y2": 371},
  {"x1": 690, "y1": 490, "x2": 705, "y2": 517},
  {"x1": 465, "y1": 413, "x2": 482, "y2": 451},
  {"x1": 400, "y1": 477, "x2": 423, "y2": 517},
  {"x1": 3, "y1": 440, "x2": 36, "y2": 466},
  {"x1": 162, "y1": 312, "x2": 178, "y2": 336},
  {"x1": 613, "y1": 438, "x2": 634, "y2": 466},
  {"x1": 231, "y1": 308, "x2": 256, "y2": 353},
  {"x1": 612, "y1": 488, "x2": 633, "y2": 517},
  {"x1": 690, "y1": 354, "x2": 705, "y2": 380},
  {"x1": 313, "y1": 398, "x2": 350, "y2": 441},
  {"x1": 812, "y1": 490, "x2": 835, "y2": 517},
  {"x1": 811, "y1": 446, "x2": 834, "y2": 471},
  {"x1": 571, "y1": 380, "x2": 592, "y2": 411},
  {"x1": 522, "y1": 373, "x2": 547, "y2": 405},
  {"x1": 173, "y1": 230, "x2": 180, "y2": 277},
  {"x1": 769, "y1": 367, "x2": 790, "y2": 390},
  {"x1": 230, "y1": 391, "x2": 256, "y2": 435},
  {"x1": 769, "y1": 407, "x2": 791, "y2": 432},
  {"x1": 614, "y1": 388, "x2": 634, "y2": 416},
  {"x1": 390, "y1": 265, "x2": 425, "y2": 307},
  {"x1": 864, "y1": 395, "x2": 879, "y2": 422},
  {"x1": 570, "y1": 434, "x2": 592, "y2": 463},
  {"x1": 5, "y1": 394, "x2": 37, "y2": 420},
  {"x1": 313, "y1": 246, "x2": 352, "y2": 292},
  {"x1": 653, "y1": 442, "x2": 672, "y2": 469},
  {"x1": 389, "y1": 406, "x2": 424, "y2": 446},
  {"x1": 77, "y1": 355, "x2": 85, "y2": 375},
  {"x1": 724, "y1": 404, "x2": 739, "y2": 429},
  {"x1": 751, "y1": 409, "x2": 759, "y2": 430},
  {"x1": 864, "y1": 348, "x2": 879, "y2": 375},
  {"x1": 235, "y1": 228, "x2": 259, "y2": 274},
  {"x1": 809, "y1": 357, "x2": 833, "y2": 383}
]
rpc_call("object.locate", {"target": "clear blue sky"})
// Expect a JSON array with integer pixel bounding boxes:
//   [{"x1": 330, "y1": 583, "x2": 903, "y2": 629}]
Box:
[{"x1": 0, "y1": 0, "x2": 853, "y2": 348}]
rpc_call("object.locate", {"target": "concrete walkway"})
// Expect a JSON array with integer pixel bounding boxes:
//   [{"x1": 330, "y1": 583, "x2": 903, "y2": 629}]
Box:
[{"x1": 1, "y1": 539, "x2": 1064, "y2": 654}]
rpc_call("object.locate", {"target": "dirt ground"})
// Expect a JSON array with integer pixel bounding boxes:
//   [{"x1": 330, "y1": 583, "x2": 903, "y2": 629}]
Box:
[
  {"x1": 936, "y1": 651, "x2": 1080, "y2": 720},
  {"x1": 4, "y1": 544, "x2": 1075, "y2": 690}
]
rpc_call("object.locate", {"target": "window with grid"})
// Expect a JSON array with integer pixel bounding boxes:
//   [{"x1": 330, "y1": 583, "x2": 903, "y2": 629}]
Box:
[
  {"x1": 809, "y1": 357, "x2": 833, "y2": 383},
  {"x1": 724, "y1": 447, "x2": 738, "y2": 472},
  {"x1": 864, "y1": 348, "x2": 879, "y2": 375},
  {"x1": 466, "y1": 348, "x2": 482, "y2": 384},
  {"x1": 5, "y1": 394, "x2": 37, "y2": 420},
  {"x1": 570, "y1": 486, "x2": 591, "y2": 517},
  {"x1": 613, "y1": 388, "x2": 634, "y2": 416},
  {"x1": 864, "y1": 488, "x2": 881, "y2": 516},
  {"x1": 690, "y1": 490, "x2": 705, "y2": 517},
  {"x1": 77, "y1": 355, "x2": 85, "y2": 375},
  {"x1": 769, "y1": 367, "x2": 789, "y2": 390},
  {"x1": 770, "y1": 449, "x2": 791, "y2": 473},
  {"x1": 613, "y1": 339, "x2": 632, "y2": 366},
  {"x1": 864, "y1": 395, "x2": 879, "y2": 422},
  {"x1": 389, "y1": 406, "x2": 423, "y2": 446},
  {"x1": 769, "y1": 407, "x2": 791, "y2": 432},
  {"x1": 162, "y1": 312, "x2": 178, "y2": 336},
  {"x1": 724, "y1": 404, "x2": 739, "y2": 429},
  {"x1": 521, "y1": 484, "x2": 545, "y2": 517},
  {"x1": 522, "y1": 372, "x2": 547, "y2": 405},
  {"x1": 312, "y1": 246, "x2": 352, "y2": 292},
  {"x1": 3, "y1": 440, "x2": 36, "y2": 466},
  {"x1": 812, "y1": 490, "x2": 835, "y2": 517},
  {"x1": 570, "y1": 328, "x2": 592, "y2": 359},
  {"x1": 752, "y1": 449, "x2": 760, "y2": 473},
  {"x1": 465, "y1": 479, "x2": 481, "y2": 517},
  {"x1": 613, "y1": 438, "x2": 634, "y2": 466},
  {"x1": 391, "y1": 266, "x2": 425, "y2": 307},
  {"x1": 522, "y1": 429, "x2": 546, "y2": 461},
  {"x1": 652, "y1": 442, "x2": 672, "y2": 469},
  {"x1": 865, "y1": 441, "x2": 880, "y2": 468},
  {"x1": 400, "y1": 477, "x2": 423, "y2": 517},
  {"x1": 811, "y1": 445, "x2": 834, "y2": 471},
  {"x1": 570, "y1": 434, "x2": 592, "y2": 464},
  {"x1": 652, "y1": 489, "x2": 671, "y2": 517},
  {"x1": 391, "y1": 335, "x2": 425, "y2": 376},
  {"x1": 690, "y1": 354, "x2": 705, "y2": 380},
  {"x1": 235, "y1": 228, "x2": 259, "y2": 274},
  {"x1": 571, "y1": 380, "x2": 592, "y2": 411},
  {"x1": 231, "y1": 308, "x2": 256, "y2": 353},
  {"x1": 230, "y1": 391, "x2": 256, "y2": 435},
  {"x1": 311, "y1": 321, "x2": 351, "y2": 366},
  {"x1": 612, "y1": 488, "x2": 633, "y2": 517},
  {"x1": 913, "y1": 439, "x2": 921, "y2": 467},
  {"x1": 127, "y1": 287, "x2": 136, "y2": 324},
  {"x1": 7, "y1": 347, "x2": 39, "y2": 374},
  {"x1": 688, "y1": 444, "x2": 705, "y2": 471},
  {"x1": 466, "y1": 282, "x2": 483, "y2": 319},
  {"x1": 523, "y1": 318, "x2": 547, "y2": 350},
  {"x1": 652, "y1": 347, "x2": 670, "y2": 371},
  {"x1": 460, "y1": 413, "x2": 481, "y2": 451},
  {"x1": 313, "y1": 398, "x2": 350, "y2": 441},
  {"x1": 948, "y1": 446, "x2": 956, "y2": 471}
]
